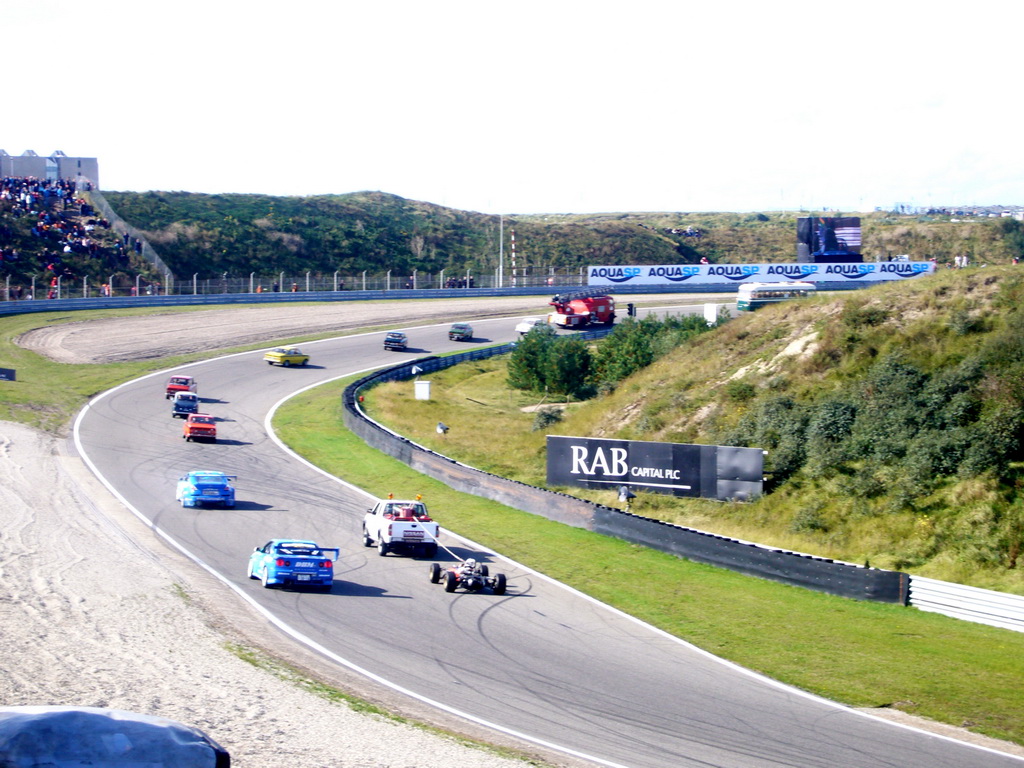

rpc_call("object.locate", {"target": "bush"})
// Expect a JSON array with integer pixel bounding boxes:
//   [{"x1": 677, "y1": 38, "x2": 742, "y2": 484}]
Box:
[
  {"x1": 548, "y1": 335, "x2": 595, "y2": 399},
  {"x1": 593, "y1": 318, "x2": 655, "y2": 384},
  {"x1": 841, "y1": 303, "x2": 889, "y2": 328},
  {"x1": 532, "y1": 407, "x2": 563, "y2": 431},
  {"x1": 724, "y1": 380, "x2": 757, "y2": 403},
  {"x1": 507, "y1": 325, "x2": 557, "y2": 392}
]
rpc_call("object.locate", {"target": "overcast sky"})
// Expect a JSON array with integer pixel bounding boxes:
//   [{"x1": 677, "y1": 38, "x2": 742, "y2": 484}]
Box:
[{"x1": 5, "y1": 1, "x2": 1021, "y2": 214}]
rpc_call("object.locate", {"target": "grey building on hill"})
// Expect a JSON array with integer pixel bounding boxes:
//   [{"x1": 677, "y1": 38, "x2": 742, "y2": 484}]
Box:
[{"x1": 0, "y1": 149, "x2": 99, "y2": 188}]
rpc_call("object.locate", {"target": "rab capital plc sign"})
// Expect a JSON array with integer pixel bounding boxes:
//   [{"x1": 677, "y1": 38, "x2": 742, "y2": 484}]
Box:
[{"x1": 546, "y1": 435, "x2": 763, "y2": 502}]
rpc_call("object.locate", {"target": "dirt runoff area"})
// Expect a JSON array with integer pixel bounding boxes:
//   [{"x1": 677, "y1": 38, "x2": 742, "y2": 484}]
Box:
[{"x1": 5, "y1": 295, "x2": 1022, "y2": 766}]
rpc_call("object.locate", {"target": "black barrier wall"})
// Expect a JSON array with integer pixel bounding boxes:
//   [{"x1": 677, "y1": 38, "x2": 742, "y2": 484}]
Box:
[{"x1": 343, "y1": 355, "x2": 910, "y2": 605}]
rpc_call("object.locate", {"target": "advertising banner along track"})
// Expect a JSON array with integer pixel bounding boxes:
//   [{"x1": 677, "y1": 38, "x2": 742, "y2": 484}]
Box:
[
  {"x1": 547, "y1": 435, "x2": 763, "y2": 501},
  {"x1": 587, "y1": 261, "x2": 934, "y2": 287}
]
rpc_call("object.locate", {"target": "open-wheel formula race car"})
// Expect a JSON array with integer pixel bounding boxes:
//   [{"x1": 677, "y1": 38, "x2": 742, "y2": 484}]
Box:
[{"x1": 429, "y1": 558, "x2": 507, "y2": 595}]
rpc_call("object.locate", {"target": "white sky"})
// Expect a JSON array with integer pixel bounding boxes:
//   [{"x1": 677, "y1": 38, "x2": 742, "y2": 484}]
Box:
[{"x1": 5, "y1": 1, "x2": 1022, "y2": 214}]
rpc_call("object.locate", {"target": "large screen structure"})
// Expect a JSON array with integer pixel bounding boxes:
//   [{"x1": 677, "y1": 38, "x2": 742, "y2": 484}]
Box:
[{"x1": 797, "y1": 216, "x2": 862, "y2": 262}]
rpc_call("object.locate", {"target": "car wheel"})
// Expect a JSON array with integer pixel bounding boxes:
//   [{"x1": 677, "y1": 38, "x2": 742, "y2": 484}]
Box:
[
  {"x1": 283, "y1": 360, "x2": 291, "y2": 367},
  {"x1": 493, "y1": 573, "x2": 507, "y2": 595},
  {"x1": 480, "y1": 564, "x2": 489, "y2": 577},
  {"x1": 424, "y1": 543, "x2": 438, "y2": 558},
  {"x1": 377, "y1": 540, "x2": 389, "y2": 557},
  {"x1": 260, "y1": 568, "x2": 272, "y2": 589},
  {"x1": 429, "y1": 563, "x2": 441, "y2": 583},
  {"x1": 444, "y1": 571, "x2": 458, "y2": 592},
  {"x1": 247, "y1": 562, "x2": 258, "y2": 580},
  {"x1": 362, "y1": 527, "x2": 373, "y2": 547}
]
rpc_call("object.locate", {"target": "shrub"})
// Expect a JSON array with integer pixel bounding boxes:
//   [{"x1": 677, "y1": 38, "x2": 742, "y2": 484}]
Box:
[
  {"x1": 507, "y1": 325, "x2": 556, "y2": 392},
  {"x1": 593, "y1": 318, "x2": 655, "y2": 384},
  {"x1": 723, "y1": 379, "x2": 757, "y2": 403},
  {"x1": 841, "y1": 303, "x2": 889, "y2": 328},
  {"x1": 532, "y1": 407, "x2": 563, "y2": 431},
  {"x1": 548, "y1": 335, "x2": 594, "y2": 399},
  {"x1": 790, "y1": 503, "x2": 829, "y2": 533},
  {"x1": 807, "y1": 400, "x2": 857, "y2": 443}
]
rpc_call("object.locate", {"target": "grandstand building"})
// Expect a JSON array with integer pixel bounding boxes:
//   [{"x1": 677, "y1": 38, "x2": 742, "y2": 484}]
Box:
[{"x1": 0, "y1": 149, "x2": 98, "y2": 188}]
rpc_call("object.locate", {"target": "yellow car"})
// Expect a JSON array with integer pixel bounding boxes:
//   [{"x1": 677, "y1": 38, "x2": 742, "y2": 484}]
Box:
[{"x1": 263, "y1": 347, "x2": 310, "y2": 367}]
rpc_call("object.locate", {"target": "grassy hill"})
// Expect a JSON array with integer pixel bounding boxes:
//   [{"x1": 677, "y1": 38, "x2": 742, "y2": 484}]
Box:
[
  {"x1": 99, "y1": 190, "x2": 1024, "y2": 280},
  {"x1": 6, "y1": 185, "x2": 1024, "y2": 291},
  {"x1": 364, "y1": 266, "x2": 1024, "y2": 594}
]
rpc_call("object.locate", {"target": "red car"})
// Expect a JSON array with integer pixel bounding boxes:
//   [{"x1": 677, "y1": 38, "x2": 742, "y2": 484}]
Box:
[
  {"x1": 183, "y1": 413, "x2": 217, "y2": 443},
  {"x1": 165, "y1": 375, "x2": 198, "y2": 399}
]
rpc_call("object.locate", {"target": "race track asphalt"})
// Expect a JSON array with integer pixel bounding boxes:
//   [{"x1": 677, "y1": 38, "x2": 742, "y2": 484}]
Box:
[{"x1": 74, "y1": 311, "x2": 1024, "y2": 768}]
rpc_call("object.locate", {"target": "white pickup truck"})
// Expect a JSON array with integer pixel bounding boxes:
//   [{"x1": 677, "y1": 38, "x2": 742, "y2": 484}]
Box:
[{"x1": 362, "y1": 498, "x2": 440, "y2": 557}]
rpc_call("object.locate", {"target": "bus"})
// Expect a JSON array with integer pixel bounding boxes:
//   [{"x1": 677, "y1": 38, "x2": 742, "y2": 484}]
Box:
[{"x1": 736, "y1": 281, "x2": 817, "y2": 311}]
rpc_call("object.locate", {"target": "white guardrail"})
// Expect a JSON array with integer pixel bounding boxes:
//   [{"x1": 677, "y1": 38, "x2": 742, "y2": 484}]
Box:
[{"x1": 909, "y1": 576, "x2": 1024, "y2": 633}]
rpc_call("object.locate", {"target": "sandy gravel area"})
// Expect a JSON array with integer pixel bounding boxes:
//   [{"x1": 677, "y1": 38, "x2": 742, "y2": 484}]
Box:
[{"x1": 4, "y1": 296, "x2": 1023, "y2": 766}]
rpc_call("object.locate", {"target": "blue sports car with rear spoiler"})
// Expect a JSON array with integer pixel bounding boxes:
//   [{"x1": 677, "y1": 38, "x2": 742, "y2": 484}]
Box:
[{"x1": 247, "y1": 539, "x2": 340, "y2": 590}]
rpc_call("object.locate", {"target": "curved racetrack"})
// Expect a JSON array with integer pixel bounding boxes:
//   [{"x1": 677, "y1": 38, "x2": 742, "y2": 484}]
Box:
[{"x1": 74, "y1": 312, "x2": 1024, "y2": 768}]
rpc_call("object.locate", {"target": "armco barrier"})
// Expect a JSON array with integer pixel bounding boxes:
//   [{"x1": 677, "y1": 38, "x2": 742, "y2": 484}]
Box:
[
  {"x1": 343, "y1": 352, "x2": 911, "y2": 605},
  {"x1": 909, "y1": 576, "x2": 1024, "y2": 633},
  {"x1": 0, "y1": 282, "x2": 869, "y2": 319},
  {"x1": 0, "y1": 285, "x2": 722, "y2": 317},
  {"x1": 595, "y1": 508, "x2": 908, "y2": 603}
]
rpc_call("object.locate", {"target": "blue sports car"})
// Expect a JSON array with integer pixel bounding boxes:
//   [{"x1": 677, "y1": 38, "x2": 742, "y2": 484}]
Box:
[
  {"x1": 247, "y1": 539, "x2": 340, "y2": 590},
  {"x1": 175, "y1": 470, "x2": 236, "y2": 508}
]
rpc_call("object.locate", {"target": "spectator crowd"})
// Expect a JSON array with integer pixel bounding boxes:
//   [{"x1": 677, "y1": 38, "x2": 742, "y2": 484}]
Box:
[{"x1": 0, "y1": 176, "x2": 140, "y2": 298}]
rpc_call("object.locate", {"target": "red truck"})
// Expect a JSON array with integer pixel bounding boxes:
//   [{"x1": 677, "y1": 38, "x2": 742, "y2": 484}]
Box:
[{"x1": 548, "y1": 290, "x2": 616, "y2": 329}]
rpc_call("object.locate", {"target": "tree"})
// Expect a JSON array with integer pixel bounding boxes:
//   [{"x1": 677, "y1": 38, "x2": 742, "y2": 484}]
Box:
[
  {"x1": 548, "y1": 336, "x2": 594, "y2": 399},
  {"x1": 592, "y1": 317, "x2": 656, "y2": 384},
  {"x1": 507, "y1": 325, "x2": 557, "y2": 392}
]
